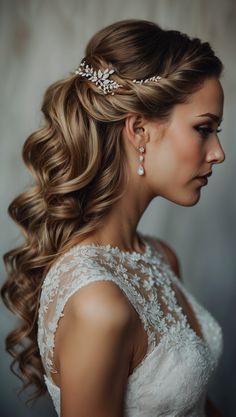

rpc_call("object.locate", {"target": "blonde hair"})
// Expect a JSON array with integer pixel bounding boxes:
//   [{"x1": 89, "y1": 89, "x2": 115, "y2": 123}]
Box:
[{"x1": 1, "y1": 18, "x2": 223, "y2": 401}]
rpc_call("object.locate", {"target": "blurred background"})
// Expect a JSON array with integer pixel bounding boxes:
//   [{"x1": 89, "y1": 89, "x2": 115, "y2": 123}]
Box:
[{"x1": 0, "y1": 0, "x2": 235, "y2": 416}]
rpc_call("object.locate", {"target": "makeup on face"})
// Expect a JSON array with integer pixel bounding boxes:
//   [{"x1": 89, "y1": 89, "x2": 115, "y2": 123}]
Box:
[
  {"x1": 142, "y1": 78, "x2": 225, "y2": 206},
  {"x1": 193, "y1": 112, "x2": 223, "y2": 140}
]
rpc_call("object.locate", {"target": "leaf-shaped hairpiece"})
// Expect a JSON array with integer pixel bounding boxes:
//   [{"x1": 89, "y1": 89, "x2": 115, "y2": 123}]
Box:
[
  {"x1": 74, "y1": 61, "x2": 123, "y2": 95},
  {"x1": 73, "y1": 59, "x2": 162, "y2": 95}
]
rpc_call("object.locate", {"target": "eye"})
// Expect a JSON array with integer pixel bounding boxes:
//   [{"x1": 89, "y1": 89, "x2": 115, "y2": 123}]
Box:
[{"x1": 194, "y1": 125, "x2": 222, "y2": 139}]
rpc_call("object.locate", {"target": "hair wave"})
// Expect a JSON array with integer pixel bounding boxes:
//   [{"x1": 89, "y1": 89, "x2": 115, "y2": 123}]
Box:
[{"x1": 1, "y1": 18, "x2": 223, "y2": 401}]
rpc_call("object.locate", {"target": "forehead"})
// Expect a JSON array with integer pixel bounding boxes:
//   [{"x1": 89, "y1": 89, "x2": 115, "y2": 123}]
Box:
[{"x1": 172, "y1": 77, "x2": 224, "y2": 121}]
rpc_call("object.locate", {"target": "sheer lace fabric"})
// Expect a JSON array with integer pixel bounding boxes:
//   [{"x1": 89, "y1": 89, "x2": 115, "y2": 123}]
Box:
[{"x1": 37, "y1": 233, "x2": 223, "y2": 417}]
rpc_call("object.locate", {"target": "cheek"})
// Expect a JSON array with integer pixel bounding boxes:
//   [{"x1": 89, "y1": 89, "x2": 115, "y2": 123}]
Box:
[
  {"x1": 170, "y1": 127, "x2": 201, "y2": 163},
  {"x1": 145, "y1": 143, "x2": 177, "y2": 191},
  {"x1": 146, "y1": 133, "x2": 202, "y2": 183},
  {"x1": 170, "y1": 124, "x2": 204, "y2": 170}
]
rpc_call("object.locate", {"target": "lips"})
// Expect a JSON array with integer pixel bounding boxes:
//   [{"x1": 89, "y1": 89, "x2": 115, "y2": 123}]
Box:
[
  {"x1": 197, "y1": 171, "x2": 212, "y2": 179},
  {"x1": 196, "y1": 176, "x2": 208, "y2": 185}
]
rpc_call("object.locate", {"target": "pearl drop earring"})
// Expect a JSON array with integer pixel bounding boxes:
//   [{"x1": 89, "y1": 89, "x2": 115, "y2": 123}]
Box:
[{"x1": 137, "y1": 146, "x2": 145, "y2": 176}]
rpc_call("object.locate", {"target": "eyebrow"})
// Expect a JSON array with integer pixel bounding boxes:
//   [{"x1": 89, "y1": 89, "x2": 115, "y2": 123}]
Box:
[{"x1": 196, "y1": 112, "x2": 223, "y2": 124}]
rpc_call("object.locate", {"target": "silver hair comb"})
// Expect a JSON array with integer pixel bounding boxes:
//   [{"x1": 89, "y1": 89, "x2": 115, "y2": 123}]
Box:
[
  {"x1": 132, "y1": 75, "x2": 162, "y2": 84},
  {"x1": 73, "y1": 60, "x2": 123, "y2": 95},
  {"x1": 72, "y1": 59, "x2": 162, "y2": 95}
]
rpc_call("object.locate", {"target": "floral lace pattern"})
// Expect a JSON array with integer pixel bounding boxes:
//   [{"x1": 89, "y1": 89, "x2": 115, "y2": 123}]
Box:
[{"x1": 37, "y1": 233, "x2": 223, "y2": 417}]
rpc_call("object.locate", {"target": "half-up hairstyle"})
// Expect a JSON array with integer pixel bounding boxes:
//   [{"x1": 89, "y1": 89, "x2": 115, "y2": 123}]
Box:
[{"x1": 1, "y1": 18, "x2": 223, "y2": 401}]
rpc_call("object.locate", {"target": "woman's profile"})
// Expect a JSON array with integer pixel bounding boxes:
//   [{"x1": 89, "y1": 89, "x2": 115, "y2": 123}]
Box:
[{"x1": 1, "y1": 18, "x2": 226, "y2": 417}]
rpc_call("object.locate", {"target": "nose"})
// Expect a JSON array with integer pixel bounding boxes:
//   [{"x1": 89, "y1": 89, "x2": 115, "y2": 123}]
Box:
[{"x1": 206, "y1": 136, "x2": 226, "y2": 165}]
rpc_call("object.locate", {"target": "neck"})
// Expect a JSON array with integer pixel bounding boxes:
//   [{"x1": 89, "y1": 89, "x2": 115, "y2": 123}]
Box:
[{"x1": 85, "y1": 180, "x2": 153, "y2": 253}]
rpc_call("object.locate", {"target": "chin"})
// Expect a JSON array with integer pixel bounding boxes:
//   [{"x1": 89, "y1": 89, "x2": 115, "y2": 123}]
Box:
[
  {"x1": 165, "y1": 191, "x2": 201, "y2": 207},
  {"x1": 181, "y1": 193, "x2": 201, "y2": 207},
  {"x1": 181, "y1": 198, "x2": 200, "y2": 207}
]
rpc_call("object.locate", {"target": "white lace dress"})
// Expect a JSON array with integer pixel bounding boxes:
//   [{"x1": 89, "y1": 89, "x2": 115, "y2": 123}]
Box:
[{"x1": 37, "y1": 233, "x2": 223, "y2": 417}]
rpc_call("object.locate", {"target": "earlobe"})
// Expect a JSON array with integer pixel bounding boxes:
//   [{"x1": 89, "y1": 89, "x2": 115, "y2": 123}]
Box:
[
  {"x1": 124, "y1": 114, "x2": 141, "y2": 139},
  {"x1": 123, "y1": 114, "x2": 149, "y2": 177},
  {"x1": 124, "y1": 113, "x2": 149, "y2": 149}
]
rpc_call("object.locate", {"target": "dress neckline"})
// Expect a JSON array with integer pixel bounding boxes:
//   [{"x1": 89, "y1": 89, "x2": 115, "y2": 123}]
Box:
[{"x1": 70, "y1": 232, "x2": 153, "y2": 259}]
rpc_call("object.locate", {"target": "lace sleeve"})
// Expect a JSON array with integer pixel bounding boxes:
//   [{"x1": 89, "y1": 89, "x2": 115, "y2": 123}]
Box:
[{"x1": 37, "y1": 245, "x2": 153, "y2": 378}]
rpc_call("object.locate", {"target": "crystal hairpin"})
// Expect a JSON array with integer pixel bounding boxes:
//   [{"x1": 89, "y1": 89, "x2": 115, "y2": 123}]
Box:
[
  {"x1": 132, "y1": 75, "x2": 162, "y2": 84},
  {"x1": 72, "y1": 59, "x2": 162, "y2": 95},
  {"x1": 73, "y1": 60, "x2": 123, "y2": 95}
]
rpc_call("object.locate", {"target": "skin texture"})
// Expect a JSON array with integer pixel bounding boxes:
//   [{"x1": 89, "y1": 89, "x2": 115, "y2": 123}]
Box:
[
  {"x1": 57, "y1": 281, "x2": 134, "y2": 417},
  {"x1": 55, "y1": 76, "x2": 225, "y2": 416},
  {"x1": 123, "y1": 76, "x2": 225, "y2": 207},
  {"x1": 79, "y1": 77, "x2": 225, "y2": 251}
]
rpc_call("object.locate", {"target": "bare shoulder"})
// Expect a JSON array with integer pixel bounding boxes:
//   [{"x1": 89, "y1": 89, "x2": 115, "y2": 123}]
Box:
[
  {"x1": 151, "y1": 236, "x2": 182, "y2": 280},
  {"x1": 55, "y1": 280, "x2": 135, "y2": 416},
  {"x1": 56, "y1": 280, "x2": 135, "y2": 356},
  {"x1": 64, "y1": 279, "x2": 134, "y2": 326}
]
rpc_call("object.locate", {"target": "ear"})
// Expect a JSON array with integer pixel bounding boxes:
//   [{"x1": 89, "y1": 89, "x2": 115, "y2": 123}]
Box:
[{"x1": 123, "y1": 113, "x2": 150, "y2": 150}]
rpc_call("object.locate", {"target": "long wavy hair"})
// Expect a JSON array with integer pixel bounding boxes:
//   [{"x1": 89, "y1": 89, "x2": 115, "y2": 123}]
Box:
[{"x1": 1, "y1": 18, "x2": 223, "y2": 401}]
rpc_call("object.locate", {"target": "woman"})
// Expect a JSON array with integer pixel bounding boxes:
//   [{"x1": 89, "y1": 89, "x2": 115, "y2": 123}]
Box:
[{"x1": 1, "y1": 19, "x2": 226, "y2": 417}]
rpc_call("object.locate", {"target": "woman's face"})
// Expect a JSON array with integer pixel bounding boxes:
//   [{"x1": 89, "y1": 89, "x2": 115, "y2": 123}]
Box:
[{"x1": 144, "y1": 77, "x2": 225, "y2": 206}]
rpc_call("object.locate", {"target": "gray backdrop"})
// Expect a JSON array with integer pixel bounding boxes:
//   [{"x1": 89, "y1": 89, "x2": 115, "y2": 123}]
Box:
[{"x1": 0, "y1": 0, "x2": 235, "y2": 416}]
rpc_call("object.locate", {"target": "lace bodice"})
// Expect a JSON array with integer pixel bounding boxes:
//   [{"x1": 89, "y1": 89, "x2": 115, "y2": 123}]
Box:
[{"x1": 37, "y1": 233, "x2": 223, "y2": 417}]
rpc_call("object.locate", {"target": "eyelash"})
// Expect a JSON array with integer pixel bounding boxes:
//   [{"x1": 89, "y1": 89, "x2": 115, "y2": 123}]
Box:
[{"x1": 195, "y1": 126, "x2": 222, "y2": 139}]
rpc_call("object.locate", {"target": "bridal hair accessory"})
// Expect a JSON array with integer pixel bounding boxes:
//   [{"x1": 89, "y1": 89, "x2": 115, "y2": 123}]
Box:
[
  {"x1": 72, "y1": 58, "x2": 162, "y2": 95},
  {"x1": 73, "y1": 60, "x2": 123, "y2": 95},
  {"x1": 137, "y1": 146, "x2": 145, "y2": 176},
  {"x1": 132, "y1": 75, "x2": 162, "y2": 84}
]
